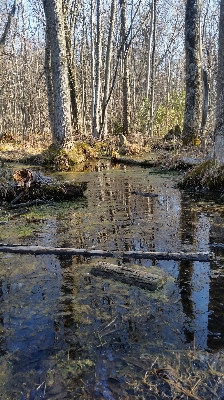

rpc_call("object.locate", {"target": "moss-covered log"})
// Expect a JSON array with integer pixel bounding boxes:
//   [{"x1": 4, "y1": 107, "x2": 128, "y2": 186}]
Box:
[{"x1": 181, "y1": 159, "x2": 224, "y2": 190}]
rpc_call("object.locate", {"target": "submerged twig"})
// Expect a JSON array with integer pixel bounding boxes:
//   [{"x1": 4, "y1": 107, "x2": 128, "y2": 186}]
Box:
[
  {"x1": 99, "y1": 315, "x2": 118, "y2": 333},
  {"x1": 153, "y1": 366, "x2": 202, "y2": 400}
]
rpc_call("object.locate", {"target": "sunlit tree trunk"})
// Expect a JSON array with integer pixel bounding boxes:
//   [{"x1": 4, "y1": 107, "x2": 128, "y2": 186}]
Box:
[
  {"x1": 120, "y1": 0, "x2": 130, "y2": 137},
  {"x1": 100, "y1": 0, "x2": 116, "y2": 139},
  {"x1": 0, "y1": 0, "x2": 17, "y2": 140},
  {"x1": 44, "y1": 29, "x2": 55, "y2": 137},
  {"x1": 182, "y1": 0, "x2": 202, "y2": 145},
  {"x1": 63, "y1": 0, "x2": 80, "y2": 135},
  {"x1": 148, "y1": 0, "x2": 156, "y2": 137},
  {"x1": 43, "y1": 0, "x2": 73, "y2": 149},
  {"x1": 214, "y1": 0, "x2": 224, "y2": 165},
  {"x1": 146, "y1": 1, "x2": 154, "y2": 99},
  {"x1": 90, "y1": 0, "x2": 96, "y2": 136},
  {"x1": 91, "y1": 0, "x2": 102, "y2": 138},
  {"x1": 0, "y1": 0, "x2": 17, "y2": 50}
]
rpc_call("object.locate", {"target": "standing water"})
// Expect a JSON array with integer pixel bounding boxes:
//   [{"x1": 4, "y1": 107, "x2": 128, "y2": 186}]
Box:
[{"x1": 0, "y1": 161, "x2": 224, "y2": 399}]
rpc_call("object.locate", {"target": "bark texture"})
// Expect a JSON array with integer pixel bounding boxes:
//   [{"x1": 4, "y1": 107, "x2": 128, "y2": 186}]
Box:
[
  {"x1": 182, "y1": 0, "x2": 202, "y2": 145},
  {"x1": 214, "y1": 0, "x2": 224, "y2": 165},
  {"x1": 43, "y1": 0, "x2": 73, "y2": 149}
]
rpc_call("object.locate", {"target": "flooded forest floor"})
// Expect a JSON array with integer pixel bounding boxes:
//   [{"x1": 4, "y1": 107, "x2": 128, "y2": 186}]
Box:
[{"x1": 0, "y1": 141, "x2": 224, "y2": 399}]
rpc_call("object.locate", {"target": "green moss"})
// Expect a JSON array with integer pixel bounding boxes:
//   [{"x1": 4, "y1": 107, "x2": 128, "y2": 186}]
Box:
[
  {"x1": 181, "y1": 159, "x2": 224, "y2": 191},
  {"x1": 42, "y1": 142, "x2": 102, "y2": 171}
]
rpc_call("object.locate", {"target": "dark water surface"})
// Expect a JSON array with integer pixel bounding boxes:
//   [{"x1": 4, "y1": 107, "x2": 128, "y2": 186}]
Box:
[{"x1": 1, "y1": 161, "x2": 224, "y2": 399}]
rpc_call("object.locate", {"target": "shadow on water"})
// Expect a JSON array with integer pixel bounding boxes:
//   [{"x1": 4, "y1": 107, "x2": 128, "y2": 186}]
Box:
[{"x1": 1, "y1": 161, "x2": 224, "y2": 398}]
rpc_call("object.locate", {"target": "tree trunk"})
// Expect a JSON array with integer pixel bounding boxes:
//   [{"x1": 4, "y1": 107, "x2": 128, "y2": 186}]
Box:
[
  {"x1": 120, "y1": 0, "x2": 130, "y2": 137},
  {"x1": 0, "y1": 0, "x2": 17, "y2": 49},
  {"x1": 214, "y1": 0, "x2": 224, "y2": 165},
  {"x1": 43, "y1": 0, "x2": 73, "y2": 150},
  {"x1": 100, "y1": 0, "x2": 116, "y2": 138},
  {"x1": 182, "y1": 0, "x2": 202, "y2": 145},
  {"x1": 148, "y1": 0, "x2": 156, "y2": 137},
  {"x1": 44, "y1": 30, "x2": 55, "y2": 136},
  {"x1": 63, "y1": 1, "x2": 80, "y2": 135}
]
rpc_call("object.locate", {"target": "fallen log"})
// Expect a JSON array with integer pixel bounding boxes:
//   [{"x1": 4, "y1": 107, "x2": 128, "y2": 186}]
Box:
[
  {"x1": 0, "y1": 168, "x2": 87, "y2": 204},
  {"x1": 90, "y1": 262, "x2": 166, "y2": 290},
  {"x1": 111, "y1": 156, "x2": 155, "y2": 167},
  {"x1": 0, "y1": 245, "x2": 214, "y2": 261}
]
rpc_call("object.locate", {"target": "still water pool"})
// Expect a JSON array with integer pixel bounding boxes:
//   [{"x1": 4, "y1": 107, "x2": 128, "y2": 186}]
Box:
[{"x1": 0, "y1": 161, "x2": 224, "y2": 399}]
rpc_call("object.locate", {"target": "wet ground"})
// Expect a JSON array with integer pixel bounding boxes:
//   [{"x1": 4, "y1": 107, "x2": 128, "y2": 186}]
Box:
[{"x1": 0, "y1": 160, "x2": 224, "y2": 399}]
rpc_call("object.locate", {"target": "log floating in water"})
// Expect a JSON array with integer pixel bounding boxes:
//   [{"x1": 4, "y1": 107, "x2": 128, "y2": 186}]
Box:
[
  {"x1": 90, "y1": 262, "x2": 166, "y2": 290},
  {"x1": 111, "y1": 156, "x2": 155, "y2": 167},
  {"x1": 0, "y1": 245, "x2": 214, "y2": 261}
]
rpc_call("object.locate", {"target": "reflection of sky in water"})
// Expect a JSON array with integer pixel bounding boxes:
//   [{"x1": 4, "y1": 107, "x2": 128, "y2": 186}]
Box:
[
  {"x1": 1, "y1": 255, "x2": 62, "y2": 371},
  {"x1": 191, "y1": 213, "x2": 210, "y2": 348},
  {"x1": 1, "y1": 167, "x2": 224, "y2": 396},
  {"x1": 191, "y1": 262, "x2": 210, "y2": 349}
]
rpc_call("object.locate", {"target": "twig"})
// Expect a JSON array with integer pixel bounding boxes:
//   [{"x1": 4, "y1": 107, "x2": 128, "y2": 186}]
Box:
[
  {"x1": 161, "y1": 376, "x2": 202, "y2": 400},
  {"x1": 99, "y1": 315, "x2": 118, "y2": 333},
  {"x1": 36, "y1": 381, "x2": 45, "y2": 391}
]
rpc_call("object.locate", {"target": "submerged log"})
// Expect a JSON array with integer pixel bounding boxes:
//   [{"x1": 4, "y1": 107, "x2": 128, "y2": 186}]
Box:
[
  {"x1": 0, "y1": 245, "x2": 214, "y2": 261},
  {"x1": 90, "y1": 262, "x2": 166, "y2": 290}
]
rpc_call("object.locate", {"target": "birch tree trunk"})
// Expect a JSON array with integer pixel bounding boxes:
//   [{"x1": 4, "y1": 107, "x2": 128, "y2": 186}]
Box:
[
  {"x1": 43, "y1": 0, "x2": 73, "y2": 150},
  {"x1": 214, "y1": 0, "x2": 224, "y2": 165},
  {"x1": 182, "y1": 0, "x2": 202, "y2": 145}
]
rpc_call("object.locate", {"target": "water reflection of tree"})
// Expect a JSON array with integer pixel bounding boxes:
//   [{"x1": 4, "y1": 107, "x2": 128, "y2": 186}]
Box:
[
  {"x1": 207, "y1": 214, "x2": 224, "y2": 350},
  {"x1": 67, "y1": 167, "x2": 157, "y2": 254},
  {"x1": 178, "y1": 193, "x2": 198, "y2": 344},
  {"x1": 178, "y1": 260, "x2": 195, "y2": 343},
  {"x1": 0, "y1": 279, "x2": 7, "y2": 356}
]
